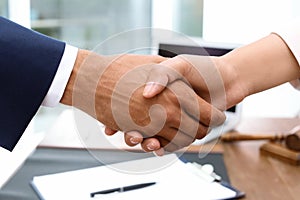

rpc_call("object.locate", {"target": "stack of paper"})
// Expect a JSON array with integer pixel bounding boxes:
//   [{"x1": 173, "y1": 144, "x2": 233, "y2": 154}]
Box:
[{"x1": 31, "y1": 154, "x2": 239, "y2": 200}]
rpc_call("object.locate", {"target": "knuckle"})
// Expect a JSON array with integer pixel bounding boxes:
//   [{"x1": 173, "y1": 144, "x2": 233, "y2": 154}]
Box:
[
  {"x1": 211, "y1": 110, "x2": 226, "y2": 126},
  {"x1": 196, "y1": 126, "x2": 209, "y2": 139},
  {"x1": 200, "y1": 109, "x2": 212, "y2": 125},
  {"x1": 200, "y1": 106, "x2": 226, "y2": 126},
  {"x1": 163, "y1": 144, "x2": 180, "y2": 152},
  {"x1": 166, "y1": 110, "x2": 180, "y2": 125}
]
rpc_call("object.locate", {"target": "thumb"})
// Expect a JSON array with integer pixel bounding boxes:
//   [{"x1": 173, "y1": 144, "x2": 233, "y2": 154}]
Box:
[
  {"x1": 143, "y1": 81, "x2": 167, "y2": 98},
  {"x1": 143, "y1": 59, "x2": 185, "y2": 98},
  {"x1": 143, "y1": 64, "x2": 169, "y2": 98}
]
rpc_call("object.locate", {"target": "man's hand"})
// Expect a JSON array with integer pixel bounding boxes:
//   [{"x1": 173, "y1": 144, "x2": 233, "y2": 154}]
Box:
[
  {"x1": 120, "y1": 55, "x2": 231, "y2": 154},
  {"x1": 60, "y1": 50, "x2": 225, "y2": 153}
]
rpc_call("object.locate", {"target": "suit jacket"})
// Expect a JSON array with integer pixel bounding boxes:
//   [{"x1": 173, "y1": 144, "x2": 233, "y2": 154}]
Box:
[{"x1": 0, "y1": 17, "x2": 65, "y2": 151}]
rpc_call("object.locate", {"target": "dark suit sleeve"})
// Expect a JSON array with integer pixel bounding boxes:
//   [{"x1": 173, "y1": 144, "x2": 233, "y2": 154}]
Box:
[{"x1": 0, "y1": 17, "x2": 66, "y2": 151}]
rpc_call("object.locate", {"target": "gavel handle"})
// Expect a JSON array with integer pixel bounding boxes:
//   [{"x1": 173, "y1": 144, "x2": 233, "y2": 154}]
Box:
[{"x1": 221, "y1": 132, "x2": 286, "y2": 142}]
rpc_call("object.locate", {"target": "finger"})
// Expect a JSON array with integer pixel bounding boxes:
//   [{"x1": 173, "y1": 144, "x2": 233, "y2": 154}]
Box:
[
  {"x1": 143, "y1": 81, "x2": 167, "y2": 98},
  {"x1": 153, "y1": 148, "x2": 165, "y2": 156},
  {"x1": 150, "y1": 55, "x2": 167, "y2": 63},
  {"x1": 124, "y1": 131, "x2": 144, "y2": 147},
  {"x1": 140, "y1": 138, "x2": 161, "y2": 152},
  {"x1": 143, "y1": 66, "x2": 169, "y2": 98},
  {"x1": 154, "y1": 111, "x2": 209, "y2": 150},
  {"x1": 105, "y1": 127, "x2": 118, "y2": 136},
  {"x1": 159, "y1": 137, "x2": 181, "y2": 153},
  {"x1": 154, "y1": 134, "x2": 182, "y2": 153},
  {"x1": 210, "y1": 107, "x2": 226, "y2": 127},
  {"x1": 175, "y1": 112, "x2": 210, "y2": 141},
  {"x1": 144, "y1": 109, "x2": 205, "y2": 147},
  {"x1": 181, "y1": 92, "x2": 226, "y2": 127},
  {"x1": 159, "y1": 126, "x2": 195, "y2": 149}
]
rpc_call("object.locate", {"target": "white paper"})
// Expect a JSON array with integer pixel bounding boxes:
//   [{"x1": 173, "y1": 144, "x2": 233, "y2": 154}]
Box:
[{"x1": 32, "y1": 154, "x2": 236, "y2": 200}]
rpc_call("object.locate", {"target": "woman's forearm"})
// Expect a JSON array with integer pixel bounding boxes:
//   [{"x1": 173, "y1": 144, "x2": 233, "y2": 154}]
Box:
[{"x1": 218, "y1": 33, "x2": 300, "y2": 108}]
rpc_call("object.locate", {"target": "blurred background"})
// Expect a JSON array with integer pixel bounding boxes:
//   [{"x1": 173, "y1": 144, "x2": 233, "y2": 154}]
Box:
[{"x1": 1, "y1": 0, "x2": 300, "y2": 134}]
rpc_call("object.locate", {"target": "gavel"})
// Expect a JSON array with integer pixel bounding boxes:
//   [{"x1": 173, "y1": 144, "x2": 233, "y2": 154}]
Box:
[{"x1": 221, "y1": 127, "x2": 300, "y2": 152}]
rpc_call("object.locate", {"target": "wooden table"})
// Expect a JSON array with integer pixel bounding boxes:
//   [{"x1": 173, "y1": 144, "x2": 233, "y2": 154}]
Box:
[{"x1": 221, "y1": 117, "x2": 300, "y2": 200}]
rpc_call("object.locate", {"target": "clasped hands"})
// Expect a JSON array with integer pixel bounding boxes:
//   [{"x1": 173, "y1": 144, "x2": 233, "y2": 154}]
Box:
[{"x1": 61, "y1": 50, "x2": 227, "y2": 155}]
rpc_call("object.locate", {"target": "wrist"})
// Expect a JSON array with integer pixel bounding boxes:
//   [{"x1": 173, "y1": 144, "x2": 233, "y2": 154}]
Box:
[
  {"x1": 60, "y1": 50, "x2": 122, "y2": 129},
  {"x1": 60, "y1": 49, "x2": 90, "y2": 106},
  {"x1": 213, "y1": 56, "x2": 248, "y2": 109},
  {"x1": 219, "y1": 34, "x2": 300, "y2": 104}
]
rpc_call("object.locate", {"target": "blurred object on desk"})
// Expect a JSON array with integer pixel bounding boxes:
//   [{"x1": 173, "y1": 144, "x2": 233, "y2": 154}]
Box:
[
  {"x1": 221, "y1": 131, "x2": 286, "y2": 142},
  {"x1": 222, "y1": 125, "x2": 300, "y2": 152},
  {"x1": 234, "y1": 117, "x2": 300, "y2": 134},
  {"x1": 222, "y1": 124, "x2": 300, "y2": 165},
  {"x1": 39, "y1": 109, "x2": 143, "y2": 151},
  {"x1": 260, "y1": 142, "x2": 300, "y2": 165},
  {"x1": 285, "y1": 125, "x2": 300, "y2": 151},
  {"x1": 39, "y1": 109, "x2": 224, "y2": 154}
]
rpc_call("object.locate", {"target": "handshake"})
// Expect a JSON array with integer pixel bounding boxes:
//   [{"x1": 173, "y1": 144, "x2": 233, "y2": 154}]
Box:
[
  {"x1": 58, "y1": 33, "x2": 300, "y2": 155},
  {"x1": 60, "y1": 50, "x2": 230, "y2": 155},
  {"x1": 60, "y1": 30, "x2": 300, "y2": 156}
]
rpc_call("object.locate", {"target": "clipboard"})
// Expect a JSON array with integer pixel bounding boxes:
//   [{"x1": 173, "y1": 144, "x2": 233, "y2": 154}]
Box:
[
  {"x1": 0, "y1": 147, "x2": 245, "y2": 199},
  {"x1": 30, "y1": 153, "x2": 245, "y2": 200}
]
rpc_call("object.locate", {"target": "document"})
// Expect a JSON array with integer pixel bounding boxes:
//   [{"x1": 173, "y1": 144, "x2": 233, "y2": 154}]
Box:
[{"x1": 31, "y1": 154, "x2": 240, "y2": 200}]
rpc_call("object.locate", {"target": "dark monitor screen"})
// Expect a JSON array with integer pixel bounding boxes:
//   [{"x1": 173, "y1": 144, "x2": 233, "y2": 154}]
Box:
[{"x1": 158, "y1": 43, "x2": 235, "y2": 112}]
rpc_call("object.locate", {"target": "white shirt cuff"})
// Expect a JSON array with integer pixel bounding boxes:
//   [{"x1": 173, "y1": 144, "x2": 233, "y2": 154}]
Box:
[
  {"x1": 272, "y1": 19, "x2": 300, "y2": 90},
  {"x1": 42, "y1": 44, "x2": 78, "y2": 107}
]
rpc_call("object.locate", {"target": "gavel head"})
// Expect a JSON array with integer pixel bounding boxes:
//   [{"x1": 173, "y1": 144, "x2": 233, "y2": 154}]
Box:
[{"x1": 285, "y1": 130, "x2": 300, "y2": 151}]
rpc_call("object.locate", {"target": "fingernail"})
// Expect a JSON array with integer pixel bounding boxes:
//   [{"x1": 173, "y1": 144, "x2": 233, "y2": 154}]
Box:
[
  {"x1": 129, "y1": 137, "x2": 140, "y2": 145},
  {"x1": 146, "y1": 142, "x2": 156, "y2": 151},
  {"x1": 143, "y1": 82, "x2": 155, "y2": 97},
  {"x1": 104, "y1": 128, "x2": 116, "y2": 135},
  {"x1": 153, "y1": 148, "x2": 165, "y2": 156}
]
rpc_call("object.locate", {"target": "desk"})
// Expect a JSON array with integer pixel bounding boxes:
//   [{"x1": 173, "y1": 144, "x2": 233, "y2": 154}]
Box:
[
  {"x1": 221, "y1": 117, "x2": 300, "y2": 200},
  {"x1": 1, "y1": 117, "x2": 300, "y2": 199}
]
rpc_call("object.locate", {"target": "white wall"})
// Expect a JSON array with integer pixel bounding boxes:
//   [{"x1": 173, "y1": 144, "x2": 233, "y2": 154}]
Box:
[
  {"x1": 203, "y1": 0, "x2": 300, "y2": 118},
  {"x1": 8, "y1": 0, "x2": 30, "y2": 27},
  {"x1": 203, "y1": 0, "x2": 298, "y2": 44}
]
